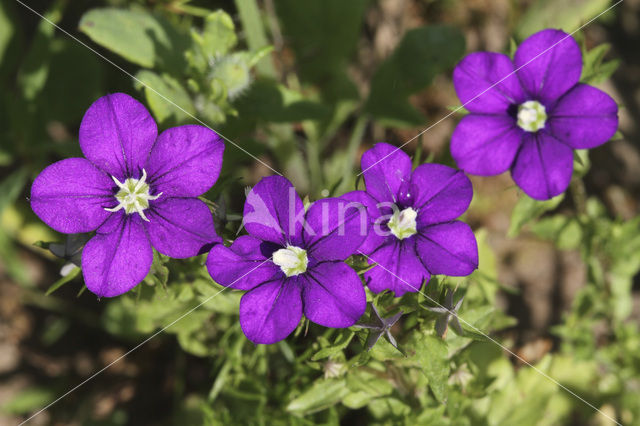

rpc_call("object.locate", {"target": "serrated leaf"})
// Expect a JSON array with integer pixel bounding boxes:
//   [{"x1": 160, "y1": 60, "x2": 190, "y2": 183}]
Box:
[
  {"x1": 411, "y1": 334, "x2": 449, "y2": 403},
  {"x1": 202, "y1": 10, "x2": 237, "y2": 56}
]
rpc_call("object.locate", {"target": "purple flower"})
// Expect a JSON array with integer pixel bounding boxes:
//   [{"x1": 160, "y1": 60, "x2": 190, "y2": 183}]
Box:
[
  {"x1": 206, "y1": 176, "x2": 367, "y2": 344},
  {"x1": 31, "y1": 93, "x2": 224, "y2": 297},
  {"x1": 451, "y1": 29, "x2": 618, "y2": 200},
  {"x1": 344, "y1": 143, "x2": 478, "y2": 297}
]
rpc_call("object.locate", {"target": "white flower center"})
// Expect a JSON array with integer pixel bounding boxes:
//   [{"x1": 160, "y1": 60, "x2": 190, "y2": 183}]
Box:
[
  {"x1": 388, "y1": 207, "x2": 417, "y2": 240},
  {"x1": 104, "y1": 169, "x2": 162, "y2": 222},
  {"x1": 517, "y1": 100, "x2": 547, "y2": 132},
  {"x1": 272, "y1": 245, "x2": 308, "y2": 277}
]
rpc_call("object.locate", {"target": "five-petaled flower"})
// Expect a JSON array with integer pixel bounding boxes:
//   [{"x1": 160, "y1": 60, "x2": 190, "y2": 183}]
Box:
[
  {"x1": 31, "y1": 93, "x2": 224, "y2": 297},
  {"x1": 343, "y1": 143, "x2": 479, "y2": 297},
  {"x1": 451, "y1": 29, "x2": 619, "y2": 200},
  {"x1": 206, "y1": 176, "x2": 367, "y2": 344}
]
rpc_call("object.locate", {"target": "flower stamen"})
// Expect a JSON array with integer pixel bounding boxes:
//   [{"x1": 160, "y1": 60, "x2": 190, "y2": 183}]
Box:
[
  {"x1": 104, "y1": 169, "x2": 161, "y2": 222},
  {"x1": 517, "y1": 100, "x2": 547, "y2": 132},
  {"x1": 388, "y1": 207, "x2": 418, "y2": 240},
  {"x1": 272, "y1": 246, "x2": 308, "y2": 277}
]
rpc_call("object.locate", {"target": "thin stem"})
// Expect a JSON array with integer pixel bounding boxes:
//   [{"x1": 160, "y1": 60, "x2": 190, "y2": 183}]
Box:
[
  {"x1": 569, "y1": 177, "x2": 587, "y2": 217},
  {"x1": 234, "y1": 0, "x2": 276, "y2": 77},
  {"x1": 337, "y1": 116, "x2": 368, "y2": 194},
  {"x1": 307, "y1": 136, "x2": 322, "y2": 195}
]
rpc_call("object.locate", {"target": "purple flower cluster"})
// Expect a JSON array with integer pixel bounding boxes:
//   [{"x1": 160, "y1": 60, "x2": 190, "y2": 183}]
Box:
[
  {"x1": 30, "y1": 28, "x2": 619, "y2": 345},
  {"x1": 451, "y1": 29, "x2": 619, "y2": 200}
]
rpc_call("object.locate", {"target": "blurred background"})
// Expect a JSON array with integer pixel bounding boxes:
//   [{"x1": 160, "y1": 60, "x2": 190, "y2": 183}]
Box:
[{"x1": 1, "y1": 0, "x2": 639, "y2": 424}]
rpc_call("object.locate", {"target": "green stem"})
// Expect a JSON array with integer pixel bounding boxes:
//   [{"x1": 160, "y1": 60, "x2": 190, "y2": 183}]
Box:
[
  {"x1": 569, "y1": 178, "x2": 587, "y2": 218},
  {"x1": 307, "y1": 136, "x2": 322, "y2": 195},
  {"x1": 234, "y1": 0, "x2": 276, "y2": 77},
  {"x1": 412, "y1": 134, "x2": 423, "y2": 169},
  {"x1": 337, "y1": 116, "x2": 368, "y2": 194}
]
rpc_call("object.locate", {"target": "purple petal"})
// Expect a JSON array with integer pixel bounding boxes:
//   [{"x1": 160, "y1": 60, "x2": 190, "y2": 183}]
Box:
[
  {"x1": 340, "y1": 190, "x2": 385, "y2": 254},
  {"x1": 146, "y1": 125, "x2": 224, "y2": 197},
  {"x1": 144, "y1": 197, "x2": 220, "y2": 258},
  {"x1": 82, "y1": 215, "x2": 152, "y2": 297},
  {"x1": 416, "y1": 221, "x2": 478, "y2": 276},
  {"x1": 364, "y1": 239, "x2": 431, "y2": 297},
  {"x1": 453, "y1": 52, "x2": 526, "y2": 113},
  {"x1": 30, "y1": 158, "x2": 114, "y2": 233},
  {"x1": 361, "y1": 143, "x2": 412, "y2": 203},
  {"x1": 79, "y1": 93, "x2": 157, "y2": 179},
  {"x1": 243, "y1": 176, "x2": 304, "y2": 246},
  {"x1": 206, "y1": 236, "x2": 281, "y2": 290},
  {"x1": 547, "y1": 84, "x2": 619, "y2": 149},
  {"x1": 451, "y1": 114, "x2": 524, "y2": 175},
  {"x1": 410, "y1": 164, "x2": 473, "y2": 227},
  {"x1": 511, "y1": 131, "x2": 574, "y2": 200},
  {"x1": 300, "y1": 261, "x2": 366, "y2": 327},
  {"x1": 302, "y1": 198, "x2": 368, "y2": 261},
  {"x1": 514, "y1": 29, "x2": 581, "y2": 104},
  {"x1": 239, "y1": 278, "x2": 302, "y2": 344}
]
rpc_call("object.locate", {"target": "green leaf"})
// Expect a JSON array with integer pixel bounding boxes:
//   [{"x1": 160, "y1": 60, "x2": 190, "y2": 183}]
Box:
[
  {"x1": 516, "y1": 0, "x2": 610, "y2": 39},
  {"x1": 311, "y1": 330, "x2": 355, "y2": 361},
  {"x1": 1, "y1": 387, "x2": 55, "y2": 415},
  {"x1": 17, "y1": 0, "x2": 65, "y2": 100},
  {"x1": 142, "y1": 250, "x2": 170, "y2": 287},
  {"x1": 343, "y1": 369, "x2": 394, "y2": 409},
  {"x1": 411, "y1": 334, "x2": 449, "y2": 403},
  {"x1": 0, "y1": 0, "x2": 15, "y2": 64},
  {"x1": 530, "y1": 215, "x2": 583, "y2": 250},
  {"x1": 233, "y1": 79, "x2": 330, "y2": 123},
  {"x1": 286, "y1": 379, "x2": 349, "y2": 415},
  {"x1": 580, "y1": 42, "x2": 620, "y2": 85},
  {"x1": 275, "y1": 0, "x2": 368, "y2": 82},
  {"x1": 364, "y1": 25, "x2": 465, "y2": 127},
  {"x1": 275, "y1": 0, "x2": 368, "y2": 100},
  {"x1": 41, "y1": 39, "x2": 105, "y2": 123},
  {"x1": 175, "y1": 311, "x2": 214, "y2": 356},
  {"x1": 210, "y1": 53, "x2": 253, "y2": 101},
  {"x1": 201, "y1": 10, "x2": 237, "y2": 56},
  {"x1": 79, "y1": 8, "x2": 187, "y2": 70},
  {"x1": 235, "y1": 0, "x2": 275, "y2": 76},
  {"x1": 45, "y1": 266, "x2": 81, "y2": 296},
  {"x1": 135, "y1": 70, "x2": 195, "y2": 125},
  {"x1": 508, "y1": 193, "x2": 564, "y2": 237},
  {"x1": 0, "y1": 167, "x2": 27, "y2": 215}
]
